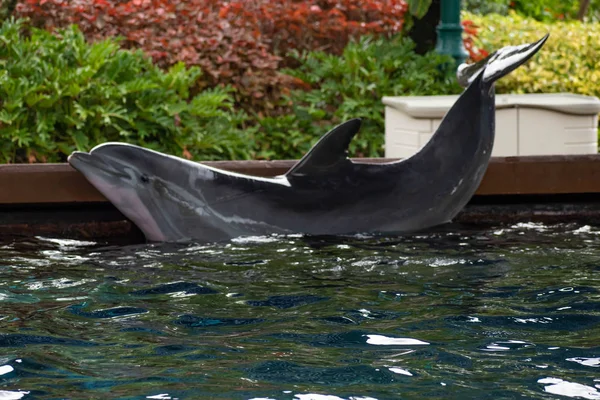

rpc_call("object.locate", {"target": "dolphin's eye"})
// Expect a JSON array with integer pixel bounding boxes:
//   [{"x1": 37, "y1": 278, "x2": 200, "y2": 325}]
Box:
[{"x1": 140, "y1": 174, "x2": 150, "y2": 184}]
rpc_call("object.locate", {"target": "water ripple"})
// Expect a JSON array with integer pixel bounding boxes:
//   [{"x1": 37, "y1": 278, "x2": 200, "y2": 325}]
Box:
[{"x1": 1, "y1": 224, "x2": 600, "y2": 398}]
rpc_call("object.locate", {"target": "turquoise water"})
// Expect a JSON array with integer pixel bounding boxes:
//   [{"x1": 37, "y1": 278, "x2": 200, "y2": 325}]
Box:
[{"x1": 0, "y1": 222, "x2": 599, "y2": 399}]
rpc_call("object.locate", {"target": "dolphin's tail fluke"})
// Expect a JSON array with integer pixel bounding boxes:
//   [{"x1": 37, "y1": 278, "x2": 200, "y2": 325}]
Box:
[{"x1": 456, "y1": 34, "x2": 549, "y2": 88}]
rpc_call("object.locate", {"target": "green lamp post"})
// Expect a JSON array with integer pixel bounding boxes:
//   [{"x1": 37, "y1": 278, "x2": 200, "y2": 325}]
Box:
[{"x1": 435, "y1": 0, "x2": 469, "y2": 65}]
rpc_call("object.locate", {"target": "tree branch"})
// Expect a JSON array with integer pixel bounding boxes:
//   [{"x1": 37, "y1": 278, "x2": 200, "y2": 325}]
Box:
[{"x1": 577, "y1": 0, "x2": 591, "y2": 20}]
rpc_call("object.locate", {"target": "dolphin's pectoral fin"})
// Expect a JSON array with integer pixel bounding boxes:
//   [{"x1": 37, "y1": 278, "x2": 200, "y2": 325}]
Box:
[{"x1": 285, "y1": 118, "x2": 362, "y2": 177}]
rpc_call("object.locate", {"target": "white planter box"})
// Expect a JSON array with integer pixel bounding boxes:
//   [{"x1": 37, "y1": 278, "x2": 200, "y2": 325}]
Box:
[{"x1": 382, "y1": 93, "x2": 600, "y2": 158}]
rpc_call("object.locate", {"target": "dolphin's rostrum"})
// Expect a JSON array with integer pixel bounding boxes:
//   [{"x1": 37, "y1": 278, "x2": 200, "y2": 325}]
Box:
[{"x1": 68, "y1": 35, "x2": 548, "y2": 243}]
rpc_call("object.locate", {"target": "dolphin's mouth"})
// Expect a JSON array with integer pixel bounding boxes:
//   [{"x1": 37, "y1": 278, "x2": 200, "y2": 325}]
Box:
[
  {"x1": 67, "y1": 151, "x2": 88, "y2": 167},
  {"x1": 68, "y1": 151, "x2": 130, "y2": 180},
  {"x1": 68, "y1": 151, "x2": 105, "y2": 173}
]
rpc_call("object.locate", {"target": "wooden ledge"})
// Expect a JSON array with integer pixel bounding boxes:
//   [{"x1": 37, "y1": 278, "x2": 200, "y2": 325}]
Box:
[{"x1": 2, "y1": 155, "x2": 600, "y2": 205}]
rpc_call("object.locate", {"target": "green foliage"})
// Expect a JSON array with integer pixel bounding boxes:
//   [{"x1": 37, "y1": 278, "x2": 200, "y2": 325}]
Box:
[
  {"x1": 407, "y1": 0, "x2": 433, "y2": 19},
  {"x1": 0, "y1": 18, "x2": 252, "y2": 163},
  {"x1": 466, "y1": 11, "x2": 600, "y2": 146},
  {"x1": 464, "y1": 0, "x2": 600, "y2": 22},
  {"x1": 509, "y1": 0, "x2": 600, "y2": 22},
  {"x1": 254, "y1": 36, "x2": 462, "y2": 159},
  {"x1": 464, "y1": 11, "x2": 600, "y2": 98},
  {"x1": 15, "y1": 0, "x2": 410, "y2": 120},
  {"x1": 464, "y1": 0, "x2": 510, "y2": 16},
  {"x1": 511, "y1": 0, "x2": 579, "y2": 21},
  {"x1": 586, "y1": 0, "x2": 600, "y2": 21}
]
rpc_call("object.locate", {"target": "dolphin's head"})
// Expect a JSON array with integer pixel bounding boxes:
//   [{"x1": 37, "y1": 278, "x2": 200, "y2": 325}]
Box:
[{"x1": 68, "y1": 143, "x2": 211, "y2": 242}]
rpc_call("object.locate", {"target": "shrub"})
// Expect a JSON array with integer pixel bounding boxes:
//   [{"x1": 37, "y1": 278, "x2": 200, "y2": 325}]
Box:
[
  {"x1": 14, "y1": 0, "x2": 410, "y2": 116},
  {"x1": 0, "y1": 18, "x2": 252, "y2": 163},
  {"x1": 464, "y1": 0, "x2": 509, "y2": 16},
  {"x1": 15, "y1": 0, "x2": 287, "y2": 115},
  {"x1": 464, "y1": 11, "x2": 600, "y2": 98},
  {"x1": 466, "y1": 11, "x2": 600, "y2": 144},
  {"x1": 254, "y1": 36, "x2": 463, "y2": 160},
  {"x1": 510, "y1": 0, "x2": 600, "y2": 22},
  {"x1": 462, "y1": 19, "x2": 490, "y2": 61},
  {"x1": 222, "y1": 0, "x2": 409, "y2": 60},
  {"x1": 464, "y1": 0, "x2": 600, "y2": 22}
]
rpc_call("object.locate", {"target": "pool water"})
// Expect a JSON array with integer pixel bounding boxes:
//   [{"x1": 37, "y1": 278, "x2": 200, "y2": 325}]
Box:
[{"x1": 0, "y1": 222, "x2": 599, "y2": 399}]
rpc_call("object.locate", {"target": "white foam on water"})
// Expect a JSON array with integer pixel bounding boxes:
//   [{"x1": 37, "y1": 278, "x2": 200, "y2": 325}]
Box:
[
  {"x1": 513, "y1": 317, "x2": 552, "y2": 324},
  {"x1": 514, "y1": 222, "x2": 545, "y2": 229},
  {"x1": 572, "y1": 225, "x2": 600, "y2": 234},
  {"x1": 56, "y1": 296, "x2": 89, "y2": 302},
  {"x1": 538, "y1": 378, "x2": 600, "y2": 399},
  {"x1": 0, "y1": 391, "x2": 30, "y2": 400},
  {"x1": 567, "y1": 357, "x2": 600, "y2": 367},
  {"x1": 389, "y1": 367, "x2": 413, "y2": 376},
  {"x1": 294, "y1": 395, "x2": 344, "y2": 400},
  {"x1": 428, "y1": 258, "x2": 464, "y2": 267},
  {"x1": 0, "y1": 365, "x2": 13, "y2": 375},
  {"x1": 483, "y1": 340, "x2": 531, "y2": 352},
  {"x1": 350, "y1": 233, "x2": 376, "y2": 239},
  {"x1": 483, "y1": 344, "x2": 511, "y2": 352},
  {"x1": 35, "y1": 237, "x2": 97, "y2": 247},
  {"x1": 365, "y1": 334, "x2": 429, "y2": 346},
  {"x1": 231, "y1": 235, "x2": 283, "y2": 244}
]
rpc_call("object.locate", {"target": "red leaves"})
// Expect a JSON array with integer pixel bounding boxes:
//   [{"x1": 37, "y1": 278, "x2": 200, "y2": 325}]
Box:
[
  {"x1": 15, "y1": 0, "x2": 410, "y2": 114},
  {"x1": 462, "y1": 20, "x2": 488, "y2": 62}
]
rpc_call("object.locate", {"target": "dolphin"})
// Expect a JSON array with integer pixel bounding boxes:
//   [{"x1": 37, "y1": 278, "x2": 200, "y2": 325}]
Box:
[{"x1": 68, "y1": 35, "x2": 548, "y2": 243}]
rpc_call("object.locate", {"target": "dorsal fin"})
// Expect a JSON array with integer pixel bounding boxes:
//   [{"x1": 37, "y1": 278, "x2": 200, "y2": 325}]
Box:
[{"x1": 285, "y1": 119, "x2": 362, "y2": 177}]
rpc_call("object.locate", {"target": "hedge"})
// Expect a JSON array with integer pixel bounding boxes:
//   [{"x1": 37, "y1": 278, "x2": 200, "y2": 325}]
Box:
[
  {"x1": 464, "y1": 0, "x2": 600, "y2": 22},
  {"x1": 0, "y1": 16, "x2": 464, "y2": 162},
  {"x1": 465, "y1": 11, "x2": 600, "y2": 99},
  {"x1": 0, "y1": 19, "x2": 252, "y2": 163},
  {"x1": 255, "y1": 36, "x2": 462, "y2": 159},
  {"x1": 16, "y1": 9, "x2": 591, "y2": 163},
  {"x1": 14, "y1": 0, "x2": 410, "y2": 117}
]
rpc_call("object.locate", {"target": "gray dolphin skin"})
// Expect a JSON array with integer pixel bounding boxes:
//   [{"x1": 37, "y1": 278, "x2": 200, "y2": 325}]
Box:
[{"x1": 68, "y1": 35, "x2": 548, "y2": 243}]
